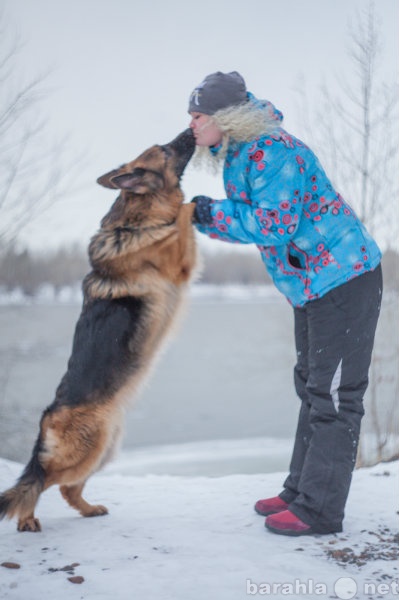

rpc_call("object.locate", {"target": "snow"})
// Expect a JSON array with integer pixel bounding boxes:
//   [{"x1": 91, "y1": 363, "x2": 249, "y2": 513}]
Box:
[
  {"x1": 0, "y1": 455, "x2": 397, "y2": 600},
  {"x1": 103, "y1": 438, "x2": 293, "y2": 477},
  {"x1": 0, "y1": 283, "x2": 282, "y2": 307}
]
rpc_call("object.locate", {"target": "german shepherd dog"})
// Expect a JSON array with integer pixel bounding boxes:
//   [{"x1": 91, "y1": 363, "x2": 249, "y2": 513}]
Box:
[{"x1": 0, "y1": 129, "x2": 197, "y2": 531}]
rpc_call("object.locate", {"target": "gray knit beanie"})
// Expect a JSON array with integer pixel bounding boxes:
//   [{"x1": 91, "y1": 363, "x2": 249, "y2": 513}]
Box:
[{"x1": 188, "y1": 71, "x2": 247, "y2": 115}]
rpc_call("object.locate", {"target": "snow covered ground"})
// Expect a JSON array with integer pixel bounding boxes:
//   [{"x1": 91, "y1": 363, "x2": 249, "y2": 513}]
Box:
[
  {"x1": 0, "y1": 284, "x2": 397, "y2": 598},
  {"x1": 0, "y1": 456, "x2": 397, "y2": 600}
]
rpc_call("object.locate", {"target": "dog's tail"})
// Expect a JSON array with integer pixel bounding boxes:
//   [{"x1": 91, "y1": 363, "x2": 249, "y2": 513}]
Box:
[{"x1": 0, "y1": 435, "x2": 46, "y2": 523}]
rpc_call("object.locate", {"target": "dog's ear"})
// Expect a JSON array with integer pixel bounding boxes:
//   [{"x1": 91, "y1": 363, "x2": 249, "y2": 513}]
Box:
[
  {"x1": 97, "y1": 168, "x2": 163, "y2": 194},
  {"x1": 97, "y1": 168, "x2": 123, "y2": 189}
]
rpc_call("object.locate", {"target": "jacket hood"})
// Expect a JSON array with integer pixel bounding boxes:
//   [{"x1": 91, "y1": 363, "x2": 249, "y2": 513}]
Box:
[
  {"x1": 246, "y1": 92, "x2": 284, "y2": 123},
  {"x1": 210, "y1": 92, "x2": 283, "y2": 144}
]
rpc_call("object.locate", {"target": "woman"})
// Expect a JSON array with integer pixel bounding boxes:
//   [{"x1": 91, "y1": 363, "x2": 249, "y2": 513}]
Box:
[{"x1": 188, "y1": 71, "x2": 382, "y2": 536}]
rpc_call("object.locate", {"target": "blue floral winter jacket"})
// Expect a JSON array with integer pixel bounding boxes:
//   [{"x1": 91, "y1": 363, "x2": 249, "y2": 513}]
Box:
[{"x1": 195, "y1": 98, "x2": 381, "y2": 307}]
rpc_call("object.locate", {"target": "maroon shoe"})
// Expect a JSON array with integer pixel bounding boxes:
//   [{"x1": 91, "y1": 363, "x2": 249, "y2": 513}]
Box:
[
  {"x1": 254, "y1": 496, "x2": 289, "y2": 516},
  {"x1": 265, "y1": 510, "x2": 313, "y2": 536}
]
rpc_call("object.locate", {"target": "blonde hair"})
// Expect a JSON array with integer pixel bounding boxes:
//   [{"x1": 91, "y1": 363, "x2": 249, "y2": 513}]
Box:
[{"x1": 192, "y1": 100, "x2": 282, "y2": 173}]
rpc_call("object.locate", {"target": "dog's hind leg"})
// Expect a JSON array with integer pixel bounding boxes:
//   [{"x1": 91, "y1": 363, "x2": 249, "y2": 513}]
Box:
[
  {"x1": 41, "y1": 404, "x2": 116, "y2": 519},
  {"x1": 17, "y1": 513, "x2": 42, "y2": 532},
  {"x1": 60, "y1": 481, "x2": 108, "y2": 518},
  {"x1": 0, "y1": 432, "x2": 47, "y2": 532}
]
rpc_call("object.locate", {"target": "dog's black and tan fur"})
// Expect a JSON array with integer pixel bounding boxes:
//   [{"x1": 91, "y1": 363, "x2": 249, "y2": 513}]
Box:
[{"x1": 0, "y1": 129, "x2": 197, "y2": 531}]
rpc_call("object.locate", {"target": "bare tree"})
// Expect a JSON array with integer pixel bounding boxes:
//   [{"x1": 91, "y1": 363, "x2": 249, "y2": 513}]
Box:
[
  {"x1": 295, "y1": 2, "x2": 399, "y2": 467},
  {"x1": 295, "y1": 1, "x2": 399, "y2": 249},
  {"x1": 0, "y1": 11, "x2": 81, "y2": 248}
]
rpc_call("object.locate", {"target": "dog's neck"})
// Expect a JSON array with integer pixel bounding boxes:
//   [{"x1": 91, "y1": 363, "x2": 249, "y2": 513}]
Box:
[
  {"x1": 113, "y1": 221, "x2": 175, "y2": 235},
  {"x1": 100, "y1": 192, "x2": 180, "y2": 231}
]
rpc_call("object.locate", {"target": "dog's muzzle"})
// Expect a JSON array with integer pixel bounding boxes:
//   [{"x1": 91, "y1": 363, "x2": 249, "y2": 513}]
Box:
[{"x1": 163, "y1": 129, "x2": 196, "y2": 178}]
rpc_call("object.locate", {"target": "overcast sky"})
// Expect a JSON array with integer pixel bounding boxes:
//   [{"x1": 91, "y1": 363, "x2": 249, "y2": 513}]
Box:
[{"x1": 3, "y1": 0, "x2": 398, "y2": 251}]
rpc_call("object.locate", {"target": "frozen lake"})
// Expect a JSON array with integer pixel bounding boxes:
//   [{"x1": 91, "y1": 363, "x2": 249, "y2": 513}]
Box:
[{"x1": 0, "y1": 286, "x2": 397, "y2": 475}]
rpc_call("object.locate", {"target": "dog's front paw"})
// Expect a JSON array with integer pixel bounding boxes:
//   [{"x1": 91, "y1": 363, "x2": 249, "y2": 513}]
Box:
[
  {"x1": 17, "y1": 517, "x2": 42, "y2": 532},
  {"x1": 82, "y1": 504, "x2": 109, "y2": 518}
]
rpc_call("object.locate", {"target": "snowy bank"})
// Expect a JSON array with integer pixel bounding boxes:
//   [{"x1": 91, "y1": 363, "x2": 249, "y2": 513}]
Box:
[
  {"x1": 0, "y1": 283, "x2": 281, "y2": 306},
  {"x1": 0, "y1": 458, "x2": 397, "y2": 600},
  {"x1": 103, "y1": 438, "x2": 293, "y2": 477}
]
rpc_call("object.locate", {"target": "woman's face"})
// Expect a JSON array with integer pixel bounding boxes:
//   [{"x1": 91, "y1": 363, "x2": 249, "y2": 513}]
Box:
[{"x1": 189, "y1": 112, "x2": 223, "y2": 147}]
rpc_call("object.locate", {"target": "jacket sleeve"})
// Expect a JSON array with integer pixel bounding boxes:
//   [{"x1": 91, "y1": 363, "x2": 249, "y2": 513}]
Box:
[{"x1": 195, "y1": 144, "x2": 306, "y2": 247}]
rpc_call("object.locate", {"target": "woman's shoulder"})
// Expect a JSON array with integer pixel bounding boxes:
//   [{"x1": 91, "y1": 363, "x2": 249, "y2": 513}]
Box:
[{"x1": 231, "y1": 129, "x2": 298, "y2": 160}]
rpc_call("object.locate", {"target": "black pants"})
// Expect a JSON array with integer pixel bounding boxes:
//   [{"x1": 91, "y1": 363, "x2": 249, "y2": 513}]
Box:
[{"x1": 280, "y1": 265, "x2": 383, "y2": 533}]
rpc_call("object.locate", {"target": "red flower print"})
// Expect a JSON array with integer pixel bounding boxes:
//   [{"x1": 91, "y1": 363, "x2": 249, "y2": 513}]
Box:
[
  {"x1": 216, "y1": 211, "x2": 225, "y2": 220},
  {"x1": 250, "y1": 150, "x2": 265, "y2": 162},
  {"x1": 282, "y1": 214, "x2": 292, "y2": 225},
  {"x1": 262, "y1": 217, "x2": 273, "y2": 229},
  {"x1": 281, "y1": 133, "x2": 294, "y2": 148}
]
